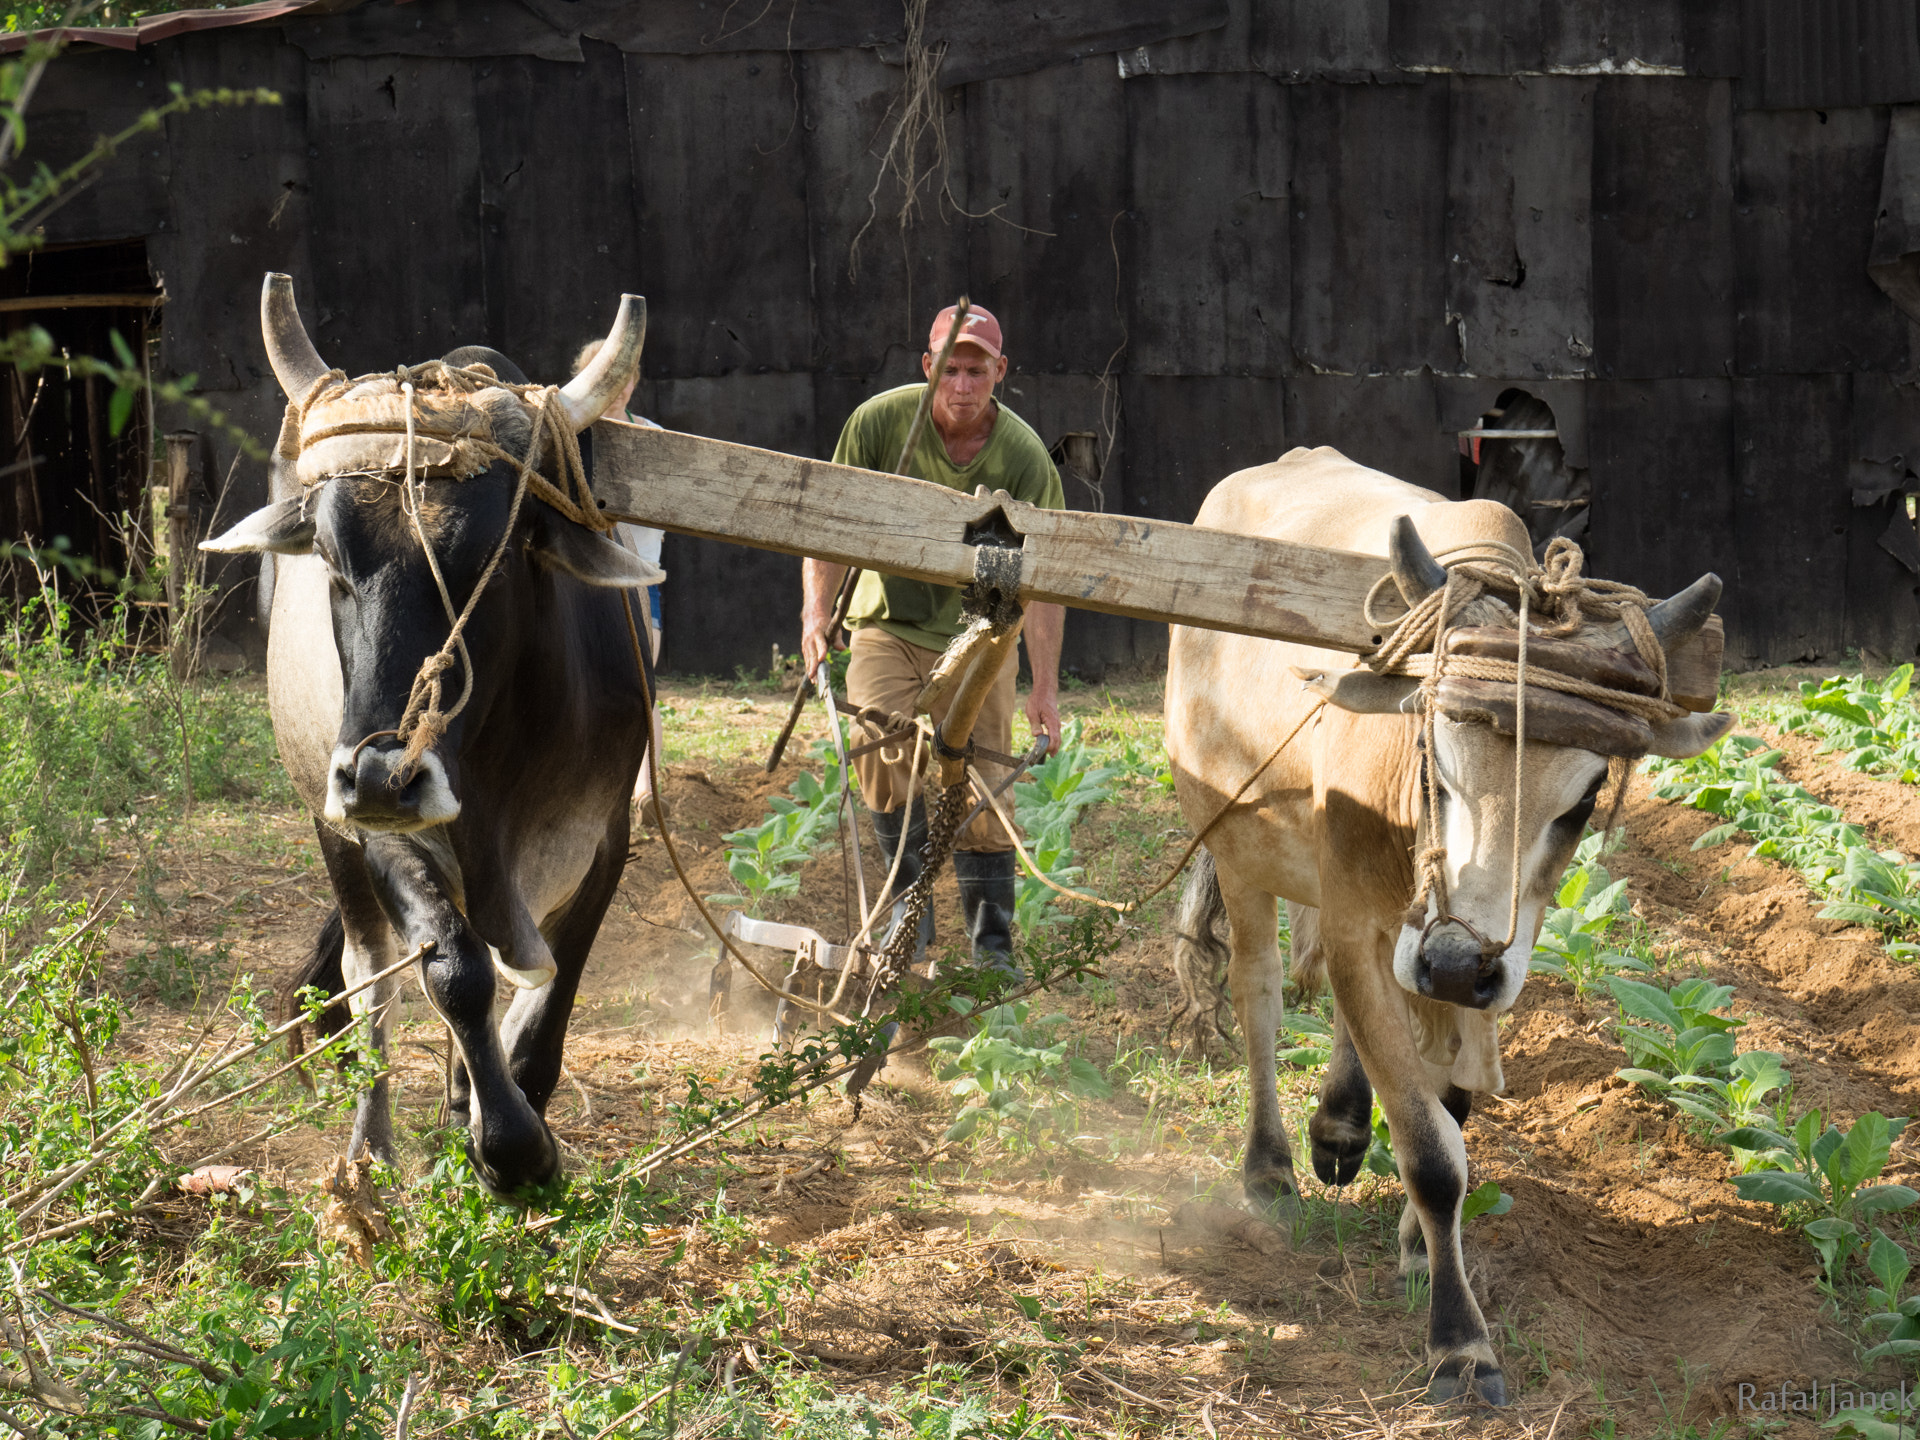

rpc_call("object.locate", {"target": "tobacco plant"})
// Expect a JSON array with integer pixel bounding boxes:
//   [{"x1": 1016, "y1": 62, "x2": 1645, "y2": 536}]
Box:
[
  {"x1": 1862, "y1": 1229, "x2": 1920, "y2": 1367},
  {"x1": 1782, "y1": 665, "x2": 1920, "y2": 781},
  {"x1": 1717, "y1": 1109, "x2": 1918, "y2": 1283},
  {"x1": 1650, "y1": 735, "x2": 1920, "y2": 960},
  {"x1": 1012, "y1": 720, "x2": 1120, "y2": 932},
  {"x1": 926, "y1": 998, "x2": 1112, "y2": 1152},
  {"x1": 1528, "y1": 831, "x2": 1655, "y2": 997},
  {"x1": 709, "y1": 734, "x2": 849, "y2": 912},
  {"x1": 1608, "y1": 975, "x2": 1744, "y2": 1082}
]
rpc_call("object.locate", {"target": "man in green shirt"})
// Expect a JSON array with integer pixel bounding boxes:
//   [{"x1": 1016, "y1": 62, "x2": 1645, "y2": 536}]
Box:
[{"x1": 800, "y1": 304, "x2": 1065, "y2": 976}]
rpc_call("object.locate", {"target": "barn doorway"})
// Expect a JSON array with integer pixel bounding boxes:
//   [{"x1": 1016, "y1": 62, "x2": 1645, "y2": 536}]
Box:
[
  {"x1": 1456, "y1": 389, "x2": 1589, "y2": 557},
  {"x1": 0, "y1": 237, "x2": 162, "y2": 599}
]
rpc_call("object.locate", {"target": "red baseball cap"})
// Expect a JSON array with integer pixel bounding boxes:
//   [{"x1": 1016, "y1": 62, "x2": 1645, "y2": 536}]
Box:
[{"x1": 928, "y1": 304, "x2": 1003, "y2": 361}]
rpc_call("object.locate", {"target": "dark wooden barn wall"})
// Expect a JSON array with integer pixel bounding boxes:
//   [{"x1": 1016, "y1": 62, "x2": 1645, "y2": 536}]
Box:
[{"x1": 21, "y1": 0, "x2": 1920, "y2": 673}]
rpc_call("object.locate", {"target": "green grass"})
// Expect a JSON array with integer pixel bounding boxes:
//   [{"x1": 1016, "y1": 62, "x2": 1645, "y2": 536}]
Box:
[{"x1": 0, "y1": 586, "x2": 289, "y2": 881}]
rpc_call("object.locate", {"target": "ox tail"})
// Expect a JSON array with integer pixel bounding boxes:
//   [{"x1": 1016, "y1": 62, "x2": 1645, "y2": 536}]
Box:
[
  {"x1": 1169, "y1": 849, "x2": 1235, "y2": 1058},
  {"x1": 281, "y1": 906, "x2": 350, "y2": 1080},
  {"x1": 1283, "y1": 901, "x2": 1329, "y2": 1004}
]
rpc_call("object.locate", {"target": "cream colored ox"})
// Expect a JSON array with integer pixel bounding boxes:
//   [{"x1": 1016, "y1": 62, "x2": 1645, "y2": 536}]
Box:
[{"x1": 1164, "y1": 446, "x2": 1730, "y2": 1406}]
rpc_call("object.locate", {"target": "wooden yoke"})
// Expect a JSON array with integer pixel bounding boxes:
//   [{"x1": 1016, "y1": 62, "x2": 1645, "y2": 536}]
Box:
[{"x1": 589, "y1": 420, "x2": 1724, "y2": 710}]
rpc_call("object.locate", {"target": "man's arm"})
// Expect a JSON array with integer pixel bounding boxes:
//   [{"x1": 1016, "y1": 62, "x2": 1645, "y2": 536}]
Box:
[
  {"x1": 1022, "y1": 601, "x2": 1064, "y2": 755},
  {"x1": 801, "y1": 558, "x2": 848, "y2": 676}
]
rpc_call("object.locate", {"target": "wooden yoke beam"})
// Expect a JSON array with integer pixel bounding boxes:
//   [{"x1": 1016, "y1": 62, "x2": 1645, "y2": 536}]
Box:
[{"x1": 589, "y1": 419, "x2": 1723, "y2": 710}]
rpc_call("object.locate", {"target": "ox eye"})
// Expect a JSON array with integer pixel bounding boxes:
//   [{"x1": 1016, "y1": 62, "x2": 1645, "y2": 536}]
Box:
[{"x1": 1557, "y1": 778, "x2": 1604, "y2": 830}]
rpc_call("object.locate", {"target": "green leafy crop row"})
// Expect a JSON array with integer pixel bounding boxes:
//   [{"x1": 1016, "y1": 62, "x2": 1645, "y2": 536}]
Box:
[
  {"x1": 1648, "y1": 735, "x2": 1920, "y2": 961},
  {"x1": 1781, "y1": 665, "x2": 1920, "y2": 782}
]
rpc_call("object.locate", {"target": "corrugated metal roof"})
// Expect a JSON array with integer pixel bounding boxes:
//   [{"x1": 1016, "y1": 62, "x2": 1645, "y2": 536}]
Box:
[
  {"x1": 0, "y1": 0, "x2": 363, "y2": 56},
  {"x1": 1741, "y1": 0, "x2": 1920, "y2": 107}
]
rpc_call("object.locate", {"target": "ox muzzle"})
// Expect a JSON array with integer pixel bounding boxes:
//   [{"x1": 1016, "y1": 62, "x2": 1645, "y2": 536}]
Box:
[
  {"x1": 325, "y1": 736, "x2": 460, "y2": 831},
  {"x1": 1407, "y1": 915, "x2": 1507, "y2": 1010}
]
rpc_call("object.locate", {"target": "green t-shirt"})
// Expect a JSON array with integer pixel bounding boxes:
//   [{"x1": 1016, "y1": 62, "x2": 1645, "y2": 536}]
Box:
[{"x1": 833, "y1": 383, "x2": 1065, "y2": 651}]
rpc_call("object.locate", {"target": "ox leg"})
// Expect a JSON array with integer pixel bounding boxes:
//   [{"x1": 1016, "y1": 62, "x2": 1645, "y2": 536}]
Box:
[
  {"x1": 499, "y1": 828, "x2": 628, "y2": 1116},
  {"x1": 1216, "y1": 863, "x2": 1295, "y2": 1210},
  {"x1": 1307, "y1": 1004, "x2": 1373, "y2": 1187},
  {"x1": 1332, "y1": 950, "x2": 1504, "y2": 1406},
  {"x1": 1397, "y1": 1080, "x2": 1477, "y2": 1278},
  {"x1": 362, "y1": 835, "x2": 559, "y2": 1197},
  {"x1": 315, "y1": 825, "x2": 398, "y2": 1164}
]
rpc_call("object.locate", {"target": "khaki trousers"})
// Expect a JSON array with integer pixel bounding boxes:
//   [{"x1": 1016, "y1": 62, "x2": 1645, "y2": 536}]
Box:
[{"x1": 846, "y1": 625, "x2": 1019, "y2": 852}]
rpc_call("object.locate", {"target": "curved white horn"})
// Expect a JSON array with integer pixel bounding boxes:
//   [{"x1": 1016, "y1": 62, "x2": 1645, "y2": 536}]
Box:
[
  {"x1": 260, "y1": 273, "x2": 330, "y2": 401},
  {"x1": 557, "y1": 294, "x2": 648, "y2": 432}
]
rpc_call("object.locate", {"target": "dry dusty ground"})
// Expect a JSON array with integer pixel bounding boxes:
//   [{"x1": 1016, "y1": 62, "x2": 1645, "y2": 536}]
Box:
[{"x1": 80, "y1": 672, "x2": 1920, "y2": 1438}]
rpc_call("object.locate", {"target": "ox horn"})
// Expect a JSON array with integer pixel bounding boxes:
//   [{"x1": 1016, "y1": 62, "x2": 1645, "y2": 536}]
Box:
[
  {"x1": 260, "y1": 272, "x2": 330, "y2": 402},
  {"x1": 557, "y1": 294, "x2": 648, "y2": 433},
  {"x1": 1388, "y1": 514, "x2": 1449, "y2": 606},
  {"x1": 1644, "y1": 573, "x2": 1722, "y2": 650}
]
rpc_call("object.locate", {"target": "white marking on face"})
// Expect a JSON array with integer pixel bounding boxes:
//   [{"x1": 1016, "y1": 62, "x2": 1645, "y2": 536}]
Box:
[{"x1": 1402, "y1": 719, "x2": 1610, "y2": 1011}]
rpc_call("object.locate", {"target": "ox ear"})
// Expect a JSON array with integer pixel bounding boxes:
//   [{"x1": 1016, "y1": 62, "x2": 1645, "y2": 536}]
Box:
[
  {"x1": 1646, "y1": 708, "x2": 1735, "y2": 759},
  {"x1": 200, "y1": 497, "x2": 314, "y2": 556},
  {"x1": 529, "y1": 517, "x2": 666, "y2": 590},
  {"x1": 1290, "y1": 666, "x2": 1420, "y2": 715}
]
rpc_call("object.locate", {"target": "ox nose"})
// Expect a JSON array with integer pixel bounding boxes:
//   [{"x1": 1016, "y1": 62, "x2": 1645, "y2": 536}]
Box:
[
  {"x1": 1415, "y1": 923, "x2": 1503, "y2": 1009},
  {"x1": 327, "y1": 741, "x2": 460, "y2": 830}
]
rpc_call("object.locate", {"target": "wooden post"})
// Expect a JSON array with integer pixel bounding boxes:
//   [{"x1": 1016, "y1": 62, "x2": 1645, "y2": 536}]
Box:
[{"x1": 164, "y1": 431, "x2": 196, "y2": 680}]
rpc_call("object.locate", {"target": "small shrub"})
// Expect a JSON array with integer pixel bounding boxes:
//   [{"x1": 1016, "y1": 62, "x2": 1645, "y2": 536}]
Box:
[{"x1": 927, "y1": 998, "x2": 1112, "y2": 1152}]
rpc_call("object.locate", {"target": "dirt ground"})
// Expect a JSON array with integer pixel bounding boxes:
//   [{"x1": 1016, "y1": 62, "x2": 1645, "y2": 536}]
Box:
[{"x1": 98, "y1": 674, "x2": 1920, "y2": 1438}]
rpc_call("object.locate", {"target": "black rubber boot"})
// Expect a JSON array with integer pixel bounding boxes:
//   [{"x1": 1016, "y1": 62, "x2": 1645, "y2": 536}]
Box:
[
  {"x1": 953, "y1": 849, "x2": 1022, "y2": 982},
  {"x1": 868, "y1": 800, "x2": 933, "y2": 965}
]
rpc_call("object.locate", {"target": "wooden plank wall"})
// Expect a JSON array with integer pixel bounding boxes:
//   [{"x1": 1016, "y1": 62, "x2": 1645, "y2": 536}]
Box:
[{"x1": 21, "y1": 0, "x2": 1920, "y2": 674}]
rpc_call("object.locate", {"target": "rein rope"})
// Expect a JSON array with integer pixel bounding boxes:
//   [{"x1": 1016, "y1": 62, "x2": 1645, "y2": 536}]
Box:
[
  {"x1": 1364, "y1": 535, "x2": 1673, "y2": 960},
  {"x1": 285, "y1": 362, "x2": 617, "y2": 778}
]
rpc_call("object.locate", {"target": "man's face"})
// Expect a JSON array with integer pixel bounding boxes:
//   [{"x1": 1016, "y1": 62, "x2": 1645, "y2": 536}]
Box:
[{"x1": 925, "y1": 343, "x2": 1008, "y2": 428}]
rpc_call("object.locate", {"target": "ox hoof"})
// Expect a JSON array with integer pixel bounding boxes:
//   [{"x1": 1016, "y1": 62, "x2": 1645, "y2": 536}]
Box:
[
  {"x1": 1427, "y1": 1361, "x2": 1506, "y2": 1407},
  {"x1": 465, "y1": 1138, "x2": 564, "y2": 1206},
  {"x1": 1309, "y1": 1132, "x2": 1368, "y2": 1188}
]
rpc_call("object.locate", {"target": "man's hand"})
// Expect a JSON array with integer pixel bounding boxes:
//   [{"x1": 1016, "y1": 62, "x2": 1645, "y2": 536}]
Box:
[
  {"x1": 800, "y1": 610, "x2": 836, "y2": 676},
  {"x1": 801, "y1": 559, "x2": 849, "y2": 677},
  {"x1": 1022, "y1": 602, "x2": 1065, "y2": 757},
  {"x1": 1024, "y1": 690, "x2": 1061, "y2": 757}
]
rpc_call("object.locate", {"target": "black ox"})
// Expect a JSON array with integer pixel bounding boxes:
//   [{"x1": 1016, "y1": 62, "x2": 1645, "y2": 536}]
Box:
[{"x1": 205, "y1": 273, "x2": 658, "y2": 1194}]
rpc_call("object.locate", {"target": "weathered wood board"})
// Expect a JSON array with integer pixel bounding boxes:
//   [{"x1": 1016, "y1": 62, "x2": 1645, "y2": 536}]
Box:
[{"x1": 591, "y1": 418, "x2": 1723, "y2": 708}]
